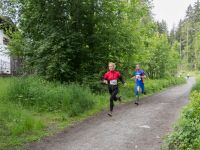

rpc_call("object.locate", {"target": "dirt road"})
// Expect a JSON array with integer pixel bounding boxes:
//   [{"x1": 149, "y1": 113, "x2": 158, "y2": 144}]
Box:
[{"x1": 25, "y1": 78, "x2": 195, "y2": 150}]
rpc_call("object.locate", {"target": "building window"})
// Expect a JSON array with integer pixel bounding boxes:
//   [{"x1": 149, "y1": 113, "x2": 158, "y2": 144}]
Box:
[{"x1": 3, "y1": 37, "x2": 9, "y2": 45}]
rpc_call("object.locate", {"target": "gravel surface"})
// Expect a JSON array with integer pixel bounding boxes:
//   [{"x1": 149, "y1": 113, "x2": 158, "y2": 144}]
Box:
[{"x1": 24, "y1": 78, "x2": 195, "y2": 150}]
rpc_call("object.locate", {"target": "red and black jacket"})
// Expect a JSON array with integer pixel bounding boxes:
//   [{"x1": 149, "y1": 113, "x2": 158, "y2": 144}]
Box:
[{"x1": 103, "y1": 70, "x2": 125, "y2": 85}]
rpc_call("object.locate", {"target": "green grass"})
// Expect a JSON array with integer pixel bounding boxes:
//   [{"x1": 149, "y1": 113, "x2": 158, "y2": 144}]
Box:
[
  {"x1": 0, "y1": 76, "x2": 186, "y2": 150},
  {"x1": 162, "y1": 76, "x2": 200, "y2": 150},
  {"x1": 6, "y1": 77, "x2": 96, "y2": 116},
  {"x1": 0, "y1": 78, "x2": 10, "y2": 101},
  {"x1": 0, "y1": 78, "x2": 45, "y2": 150},
  {"x1": 162, "y1": 92, "x2": 200, "y2": 150},
  {"x1": 192, "y1": 77, "x2": 200, "y2": 92},
  {"x1": 120, "y1": 77, "x2": 186, "y2": 100},
  {"x1": 0, "y1": 103, "x2": 45, "y2": 149}
]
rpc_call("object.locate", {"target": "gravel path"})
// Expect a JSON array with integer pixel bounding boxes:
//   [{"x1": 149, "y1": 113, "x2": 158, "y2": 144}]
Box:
[{"x1": 24, "y1": 78, "x2": 195, "y2": 150}]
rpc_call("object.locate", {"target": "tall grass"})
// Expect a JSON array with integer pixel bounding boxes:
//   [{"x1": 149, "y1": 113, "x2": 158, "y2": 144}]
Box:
[
  {"x1": 120, "y1": 77, "x2": 186, "y2": 99},
  {"x1": 6, "y1": 77, "x2": 95, "y2": 117},
  {"x1": 0, "y1": 78, "x2": 10, "y2": 101},
  {"x1": 0, "y1": 78, "x2": 44, "y2": 150},
  {"x1": 0, "y1": 76, "x2": 185, "y2": 149}
]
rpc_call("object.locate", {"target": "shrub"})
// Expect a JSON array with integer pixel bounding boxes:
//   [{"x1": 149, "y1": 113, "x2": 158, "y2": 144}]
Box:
[{"x1": 163, "y1": 90, "x2": 200, "y2": 150}]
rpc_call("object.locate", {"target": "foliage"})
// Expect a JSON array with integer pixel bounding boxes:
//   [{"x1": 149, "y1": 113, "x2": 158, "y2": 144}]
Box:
[
  {"x1": 172, "y1": 0, "x2": 200, "y2": 70},
  {"x1": 1, "y1": 0, "x2": 180, "y2": 82},
  {"x1": 163, "y1": 91, "x2": 200, "y2": 150},
  {"x1": 12, "y1": 0, "x2": 144, "y2": 82},
  {"x1": 0, "y1": 15, "x2": 16, "y2": 37},
  {"x1": 163, "y1": 77, "x2": 200, "y2": 150},
  {"x1": 192, "y1": 76, "x2": 200, "y2": 91},
  {"x1": 121, "y1": 77, "x2": 185, "y2": 99}
]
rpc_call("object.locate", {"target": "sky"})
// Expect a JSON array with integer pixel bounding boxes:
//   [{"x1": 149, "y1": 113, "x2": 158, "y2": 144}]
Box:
[{"x1": 152, "y1": 0, "x2": 197, "y2": 31}]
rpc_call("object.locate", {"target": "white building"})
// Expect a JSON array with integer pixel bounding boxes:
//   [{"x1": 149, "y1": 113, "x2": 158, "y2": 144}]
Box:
[{"x1": 0, "y1": 29, "x2": 11, "y2": 74}]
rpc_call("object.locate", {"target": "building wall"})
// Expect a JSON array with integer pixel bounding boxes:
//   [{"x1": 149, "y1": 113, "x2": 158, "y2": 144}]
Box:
[{"x1": 0, "y1": 29, "x2": 11, "y2": 74}]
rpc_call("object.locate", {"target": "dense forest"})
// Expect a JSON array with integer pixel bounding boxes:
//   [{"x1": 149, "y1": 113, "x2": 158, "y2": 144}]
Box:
[
  {"x1": 1, "y1": 0, "x2": 182, "y2": 84},
  {"x1": 171, "y1": 0, "x2": 200, "y2": 71}
]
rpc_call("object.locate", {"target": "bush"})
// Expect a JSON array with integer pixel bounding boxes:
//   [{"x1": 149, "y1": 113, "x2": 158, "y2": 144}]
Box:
[
  {"x1": 192, "y1": 77, "x2": 200, "y2": 92},
  {"x1": 163, "y1": 87, "x2": 200, "y2": 150}
]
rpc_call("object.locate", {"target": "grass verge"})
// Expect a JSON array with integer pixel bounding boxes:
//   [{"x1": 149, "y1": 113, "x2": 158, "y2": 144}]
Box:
[{"x1": 0, "y1": 76, "x2": 186, "y2": 150}]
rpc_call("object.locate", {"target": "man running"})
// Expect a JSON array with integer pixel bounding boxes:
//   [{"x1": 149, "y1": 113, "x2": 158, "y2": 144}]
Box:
[
  {"x1": 102, "y1": 62, "x2": 126, "y2": 117},
  {"x1": 131, "y1": 64, "x2": 146, "y2": 105}
]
